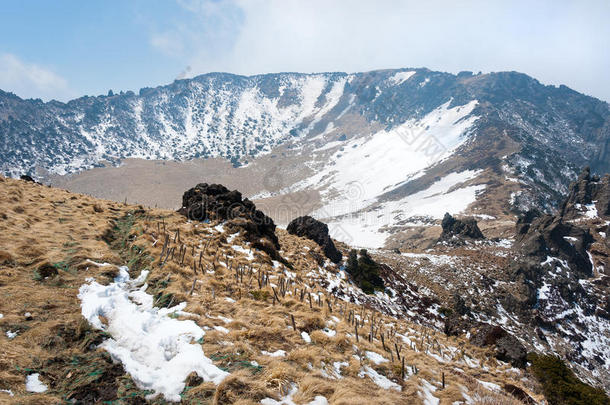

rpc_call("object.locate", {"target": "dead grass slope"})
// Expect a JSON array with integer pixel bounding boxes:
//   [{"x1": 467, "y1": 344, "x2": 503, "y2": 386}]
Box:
[{"x1": 0, "y1": 176, "x2": 543, "y2": 404}]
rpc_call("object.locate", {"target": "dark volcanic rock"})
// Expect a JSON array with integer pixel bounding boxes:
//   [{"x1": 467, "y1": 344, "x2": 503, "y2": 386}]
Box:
[
  {"x1": 470, "y1": 324, "x2": 528, "y2": 368},
  {"x1": 503, "y1": 384, "x2": 536, "y2": 405},
  {"x1": 438, "y1": 213, "x2": 484, "y2": 243},
  {"x1": 443, "y1": 314, "x2": 474, "y2": 336},
  {"x1": 286, "y1": 216, "x2": 342, "y2": 263},
  {"x1": 20, "y1": 174, "x2": 41, "y2": 185},
  {"x1": 514, "y1": 213, "x2": 594, "y2": 278},
  {"x1": 515, "y1": 209, "x2": 542, "y2": 236},
  {"x1": 178, "y1": 183, "x2": 280, "y2": 258},
  {"x1": 37, "y1": 262, "x2": 59, "y2": 279},
  {"x1": 561, "y1": 167, "x2": 610, "y2": 219}
]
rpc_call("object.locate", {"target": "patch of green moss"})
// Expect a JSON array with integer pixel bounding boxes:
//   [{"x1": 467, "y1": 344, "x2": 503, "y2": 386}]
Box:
[
  {"x1": 528, "y1": 354, "x2": 609, "y2": 405},
  {"x1": 249, "y1": 290, "x2": 270, "y2": 301}
]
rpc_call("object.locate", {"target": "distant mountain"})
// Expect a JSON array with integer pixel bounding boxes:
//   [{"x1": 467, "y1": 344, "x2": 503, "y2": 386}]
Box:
[{"x1": 1, "y1": 69, "x2": 609, "y2": 247}]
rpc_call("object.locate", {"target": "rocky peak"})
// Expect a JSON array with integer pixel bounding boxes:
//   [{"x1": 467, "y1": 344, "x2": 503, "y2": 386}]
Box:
[{"x1": 505, "y1": 167, "x2": 610, "y2": 386}]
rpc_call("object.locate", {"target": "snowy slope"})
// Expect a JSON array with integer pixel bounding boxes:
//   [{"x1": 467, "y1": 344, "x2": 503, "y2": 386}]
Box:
[
  {"x1": 320, "y1": 170, "x2": 485, "y2": 247},
  {"x1": 2, "y1": 68, "x2": 610, "y2": 241},
  {"x1": 301, "y1": 100, "x2": 479, "y2": 216},
  {"x1": 0, "y1": 73, "x2": 349, "y2": 176}
]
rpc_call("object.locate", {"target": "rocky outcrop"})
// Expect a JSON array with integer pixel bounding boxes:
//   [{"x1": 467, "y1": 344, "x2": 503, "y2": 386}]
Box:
[
  {"x1": 506, "y1": 167, "x2": 610, "y2": 386},
  {"x1": 286, "y1": 216, "x2": 342, "y2": 263},
  {"x1": 443, "y1": 314, "x2": 474, "y2": 337},
  {"x1": 438, "y1": 213, "x2": 484, "y2": 243},
  {"x1": 178, "y1": 183, "x2": 280, "y2": 258},
  {"x1": 469, "y1": 324, "x2": 528, "y2": 368},
  {"x1": 444, "y1": 317, "x2": 528, "y2": 368},
  {"x1": 20, "y1": 174, "x2": 41, "y2": 185},
  {"x1": 511, "y1": 168, "x2": 610, "y2": 280},
  {"x1": 561, "y1": 167, "x2": 610, "y2": 219},
  {"x1": 514, "y1": 210, "x2": 594, "y2": 278}
]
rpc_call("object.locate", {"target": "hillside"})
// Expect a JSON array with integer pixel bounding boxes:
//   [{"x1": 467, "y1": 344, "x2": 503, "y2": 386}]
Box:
[
  {"x1": 0, "y1": 175, "x2": 564, "y2": 404},
  {"x1": 3, "y1": 68, "x2": 610, "y2": 249}
]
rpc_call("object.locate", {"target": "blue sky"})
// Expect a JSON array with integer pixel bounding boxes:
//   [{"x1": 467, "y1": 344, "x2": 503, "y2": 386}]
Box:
[{"x1": 1, "y1": 0, "x2": 609, "y2": 102}]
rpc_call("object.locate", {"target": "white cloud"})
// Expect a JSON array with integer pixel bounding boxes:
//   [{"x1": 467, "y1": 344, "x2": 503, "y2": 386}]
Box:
[
  {"x1": 148, "y1": 0, "x2": 610, "y2": 101},
  {"x1": 148, "y1": 0, "x2": 244, "y2": 78},
  {"x1": 0, "y1": 53, "x2": 75, "y2": 102}
]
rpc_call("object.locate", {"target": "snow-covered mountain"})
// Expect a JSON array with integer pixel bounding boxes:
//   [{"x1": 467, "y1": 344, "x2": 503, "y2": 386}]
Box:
[
  {"x1": 2, "y1": 69, "x2": 609, "y2": 247},
  {"x1": 0, "y1": 72, "x2": 349, "y2": 174}
]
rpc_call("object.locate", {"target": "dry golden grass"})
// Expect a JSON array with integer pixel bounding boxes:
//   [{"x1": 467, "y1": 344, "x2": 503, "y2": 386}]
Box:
[{"x1": 0, "y1": 175, "x2": 544, "y2": 404}]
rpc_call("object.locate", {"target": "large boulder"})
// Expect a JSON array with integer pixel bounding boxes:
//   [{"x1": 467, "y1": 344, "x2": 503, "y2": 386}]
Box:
[
  {"x1": 438, "y1": 213, "x2": 484, "y2": 243},
  {"x1": 470, "y1": 324, "x2": 528, "y2": 368},
  {"x1": 178, "y1": 183, "x2": 280, "y2": 258},
  {"x1": 287, "y1": 216, "x2": 342, "y2": 263}
]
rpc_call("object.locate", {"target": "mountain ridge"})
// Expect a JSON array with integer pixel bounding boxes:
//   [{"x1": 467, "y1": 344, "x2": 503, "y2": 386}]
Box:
[{"x1": 2, "y1": 67, "x2": 610, "y2": 248}]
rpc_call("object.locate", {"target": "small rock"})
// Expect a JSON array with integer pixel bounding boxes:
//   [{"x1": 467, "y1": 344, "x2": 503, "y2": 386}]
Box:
[
  {"x1": 24, "y1": 312, "x2": 33, "y2": 321},
  {"x1": 444, "y1": 314, "x2": 474, "y2": 336},
  {"x1": 93, "y1": 204, "x2": 104, "y2": 213},
  {"x1": 37, "y1": 262, "x2": 58, "y2": 279},
  {"x1": 470, "y1": 324, "x2": 527, "y2": 368}
]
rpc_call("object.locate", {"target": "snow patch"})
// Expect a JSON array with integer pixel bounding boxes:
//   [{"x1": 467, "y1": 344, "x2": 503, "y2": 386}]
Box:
[
  {"x1": 25, "y1": 374, "x2": 48, "y2": 393},
  {"x1": 358, "y1": 366, "x2": 402, "y2": 391},
  {"x1": 262, "y1": 349, "x2": 287, "y2": 358},
  {"x1": 388, "y1": 71, "x2": 416, "y2": 85},
  {"x1": 78, "y1": 266, "x2": 228, "y2": 402},
  {"x1": 261, "y1": 383, "x2": 328, "y2": 405},
  {"x1": 325, "y1": 169, "x2": 483, "y2": 247},
  {"x1": 365, "y1": 351, "x2": 389, "y2": 365},
  {"x1": 419, "y1": 379, "x2": 439, "y2": 405}
]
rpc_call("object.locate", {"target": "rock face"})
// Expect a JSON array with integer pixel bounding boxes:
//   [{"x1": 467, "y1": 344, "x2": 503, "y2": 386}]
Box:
[
  {"x1": 506, "y1": 167, "x2": 610, "y2": 386},
  {"x1": 560, "y1": 167, "x2": 610, "y2": 219},
  {"x1": 514, "y1": 210, "x2": 594, "y2": 278},
  {"x1": 438, "y1": 213, "x2": 484, "y2": 243},
  {"x1": 178, "y1": 183, "x2": 280, "y2": 258},
  {"x1": 286, "y1": 216, "x2": 342, "y2": 263},
  {"x1": 513, "y1": 167, "x2": 610, "y2": 279},
  {"x1": 469, "y1": 325, "x2": 528, "y2": 368}
]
